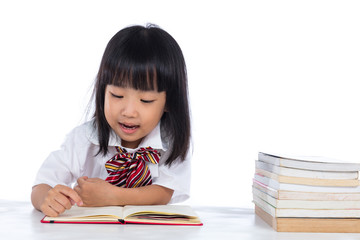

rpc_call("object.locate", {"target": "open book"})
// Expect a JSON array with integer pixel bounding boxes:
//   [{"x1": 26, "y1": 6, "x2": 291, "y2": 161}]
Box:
[{"x1": 41, "y1": 205, "x2": 203, "y2": 226}]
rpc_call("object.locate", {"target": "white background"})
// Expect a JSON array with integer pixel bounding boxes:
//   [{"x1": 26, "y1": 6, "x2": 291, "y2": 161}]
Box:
[{"x1": 1, "y1": 0, "x2": 360, "y2": 208}]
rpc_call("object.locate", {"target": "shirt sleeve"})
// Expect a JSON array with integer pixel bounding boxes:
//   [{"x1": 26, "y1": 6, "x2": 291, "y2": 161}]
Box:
[
  {"x1": 33, "y1": 127, "x2": 84, "y2": 188},
  {"x1": 152, "y1": 144, "x2": 192, "y2": 204}
]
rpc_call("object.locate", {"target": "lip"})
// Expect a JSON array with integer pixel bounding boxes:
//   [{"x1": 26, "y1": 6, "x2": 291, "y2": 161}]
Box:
[{"x1": 118, "y1": 122, "x2": 140, "y2": 134}]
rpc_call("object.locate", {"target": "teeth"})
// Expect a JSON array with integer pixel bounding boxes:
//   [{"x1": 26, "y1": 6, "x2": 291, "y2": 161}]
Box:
[{"x1": 122, "y1": 124, "x2": 136, "y2": 129}]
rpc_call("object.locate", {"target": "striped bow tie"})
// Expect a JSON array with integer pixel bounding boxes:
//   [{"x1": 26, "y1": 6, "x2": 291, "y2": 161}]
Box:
[{"x1": 105, "y1": 146, "x2": 160, "y2": 188}]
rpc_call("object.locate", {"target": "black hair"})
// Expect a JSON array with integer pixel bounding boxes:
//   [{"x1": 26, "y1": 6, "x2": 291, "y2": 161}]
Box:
[{"x1": 93, "y1": 24, "x2": 191, "y2": 165}]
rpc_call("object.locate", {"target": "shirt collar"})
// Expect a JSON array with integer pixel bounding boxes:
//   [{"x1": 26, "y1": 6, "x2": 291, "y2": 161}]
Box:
[{"x1": 86, "y1": 121, "x2": 167, "y2": 152}]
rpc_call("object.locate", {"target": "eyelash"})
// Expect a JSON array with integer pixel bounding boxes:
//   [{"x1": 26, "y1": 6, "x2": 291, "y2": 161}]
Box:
[
  {"x1": 141, "y1": 99, "x2": 155, "y2": 103},
  {"x1": 111, "y1": 93, "x2": 123, "y2": 99},
  {"x1": 111, "y1": 93, "x2": 154, "y2": 103}
]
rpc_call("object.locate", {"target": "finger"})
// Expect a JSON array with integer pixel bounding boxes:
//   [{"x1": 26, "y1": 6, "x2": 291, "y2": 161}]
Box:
[
  {"x1": 54, "y1": 193, "x2": 73, "y2": 210},
  {"x1": 79, "y1": 176, "x2": 89, "y2": 181},
  {"x1": 41, "y1": 201, "x2": 62, "y2": 217},
  {"x1": 57, "y1": 185, "x2": 83, "y2": 206},
  {"x1": 50, "y1": 197, "x2": 69, "y2": 213},
  {"x1": 83, "y1": 177, "x2": 96, "y2": 183},
  {"x1": 73, "y1": 185, "x2": 81, "y2": 194},
  {"x1": 77, "y1": 176, "x2": 88, "y2": 186},
  {"x1": 42, "y1": 205, "x2": 61, "y2": 217},
  {"x1": 41, "y1": 195, "x2": 67, "y2": 217},
  {"x1": 46, "y1": 187, "x2": 71, "y2": 209}
]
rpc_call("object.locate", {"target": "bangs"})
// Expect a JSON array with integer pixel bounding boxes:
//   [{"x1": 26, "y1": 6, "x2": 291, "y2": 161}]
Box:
[
  {"x1": 98, "y1": 25, "x2": 171, "y2": 93},
  {"x1": 110, "y1": 63, "x2": 161, "y2": 92}
]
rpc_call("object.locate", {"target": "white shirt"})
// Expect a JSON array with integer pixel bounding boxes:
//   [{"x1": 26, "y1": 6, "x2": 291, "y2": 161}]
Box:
[{"x1": 33, "y1": 121, "x2": 191, "y2": 203}]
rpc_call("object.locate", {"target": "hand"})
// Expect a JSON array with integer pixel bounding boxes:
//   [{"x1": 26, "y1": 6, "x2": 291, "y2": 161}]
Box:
[
  {"x1": 40, "y1": 184, "x2": 83, "y2": 217},
  {"x1": 74, "y1": 176, "x2": 117, "y2": 206}
]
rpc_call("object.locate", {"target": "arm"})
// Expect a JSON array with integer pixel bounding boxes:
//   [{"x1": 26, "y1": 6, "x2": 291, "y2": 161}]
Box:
[
  {"x1": 74, "y1": 177, "x2": 174, "y2": 206},
  {"x1": 31, "y1": 183, "x2": 83, "y2": 217},
  {"x1": 111, "y1": 184, "x2": 174, "y2": 205}
]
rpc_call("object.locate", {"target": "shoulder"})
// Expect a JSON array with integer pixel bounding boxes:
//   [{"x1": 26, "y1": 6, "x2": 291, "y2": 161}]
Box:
[{"x1": 62, "y1": 120, "x2": 97, "y2": 148}]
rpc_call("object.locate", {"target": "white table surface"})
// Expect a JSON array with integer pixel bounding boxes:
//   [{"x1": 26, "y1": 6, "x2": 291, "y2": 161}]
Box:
[{"x1": 1, "y1": 200, "x2": 360, "y2": 240}]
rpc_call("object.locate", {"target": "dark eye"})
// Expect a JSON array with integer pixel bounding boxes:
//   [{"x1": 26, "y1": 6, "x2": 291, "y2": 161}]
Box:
[
  {"x1": 111, "y1": 93, "x2": 123, "y2": 99},
  {"x1": 141, "y1": 99, "x2": 155, "y2": 103}
]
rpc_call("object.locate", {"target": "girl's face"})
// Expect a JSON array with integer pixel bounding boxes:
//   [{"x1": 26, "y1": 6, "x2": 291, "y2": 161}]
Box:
[{"x1": 104, "y1": 85, "x2": 166, "y2": 149}]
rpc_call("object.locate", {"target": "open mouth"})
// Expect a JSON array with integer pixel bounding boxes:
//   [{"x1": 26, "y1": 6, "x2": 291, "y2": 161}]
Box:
[{"x1": 120, "y1": 123, "x2": 140, "y2": 130}]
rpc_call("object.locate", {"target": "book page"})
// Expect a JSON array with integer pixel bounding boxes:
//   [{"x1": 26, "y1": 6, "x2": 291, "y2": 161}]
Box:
[
  {"x1": 123, "y1": 205, "x2": 197, "y2": 217},
  {"x1": 123, "y1": 205, "x2": 201, "y2": 224},
  {"x1": 44, "y1": 206, "x2": 124, "y2": 221}
]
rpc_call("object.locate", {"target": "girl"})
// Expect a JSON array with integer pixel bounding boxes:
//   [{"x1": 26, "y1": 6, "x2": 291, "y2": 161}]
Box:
[{"x1": 31, "y1": 24, "x2": 192, "y2": 217}]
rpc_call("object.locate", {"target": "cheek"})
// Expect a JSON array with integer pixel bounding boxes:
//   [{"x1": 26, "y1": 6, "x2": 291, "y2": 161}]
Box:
[
  {"x1": 104, "y1": 98, "x2": 114, "y2": 122},
  {"x1": 150, "y1": 105, "x2": 166, "y2": 124}
]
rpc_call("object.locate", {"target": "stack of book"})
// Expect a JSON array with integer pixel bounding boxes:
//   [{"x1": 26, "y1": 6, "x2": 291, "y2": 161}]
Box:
[{"x1": 253, "y1": 152, "x2": 360, "y2": 232}]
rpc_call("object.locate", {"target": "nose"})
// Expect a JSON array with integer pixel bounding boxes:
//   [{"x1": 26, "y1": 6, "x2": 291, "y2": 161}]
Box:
[{"x1": 121, "y1": 99, "x2": 138, "y2": 118}]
